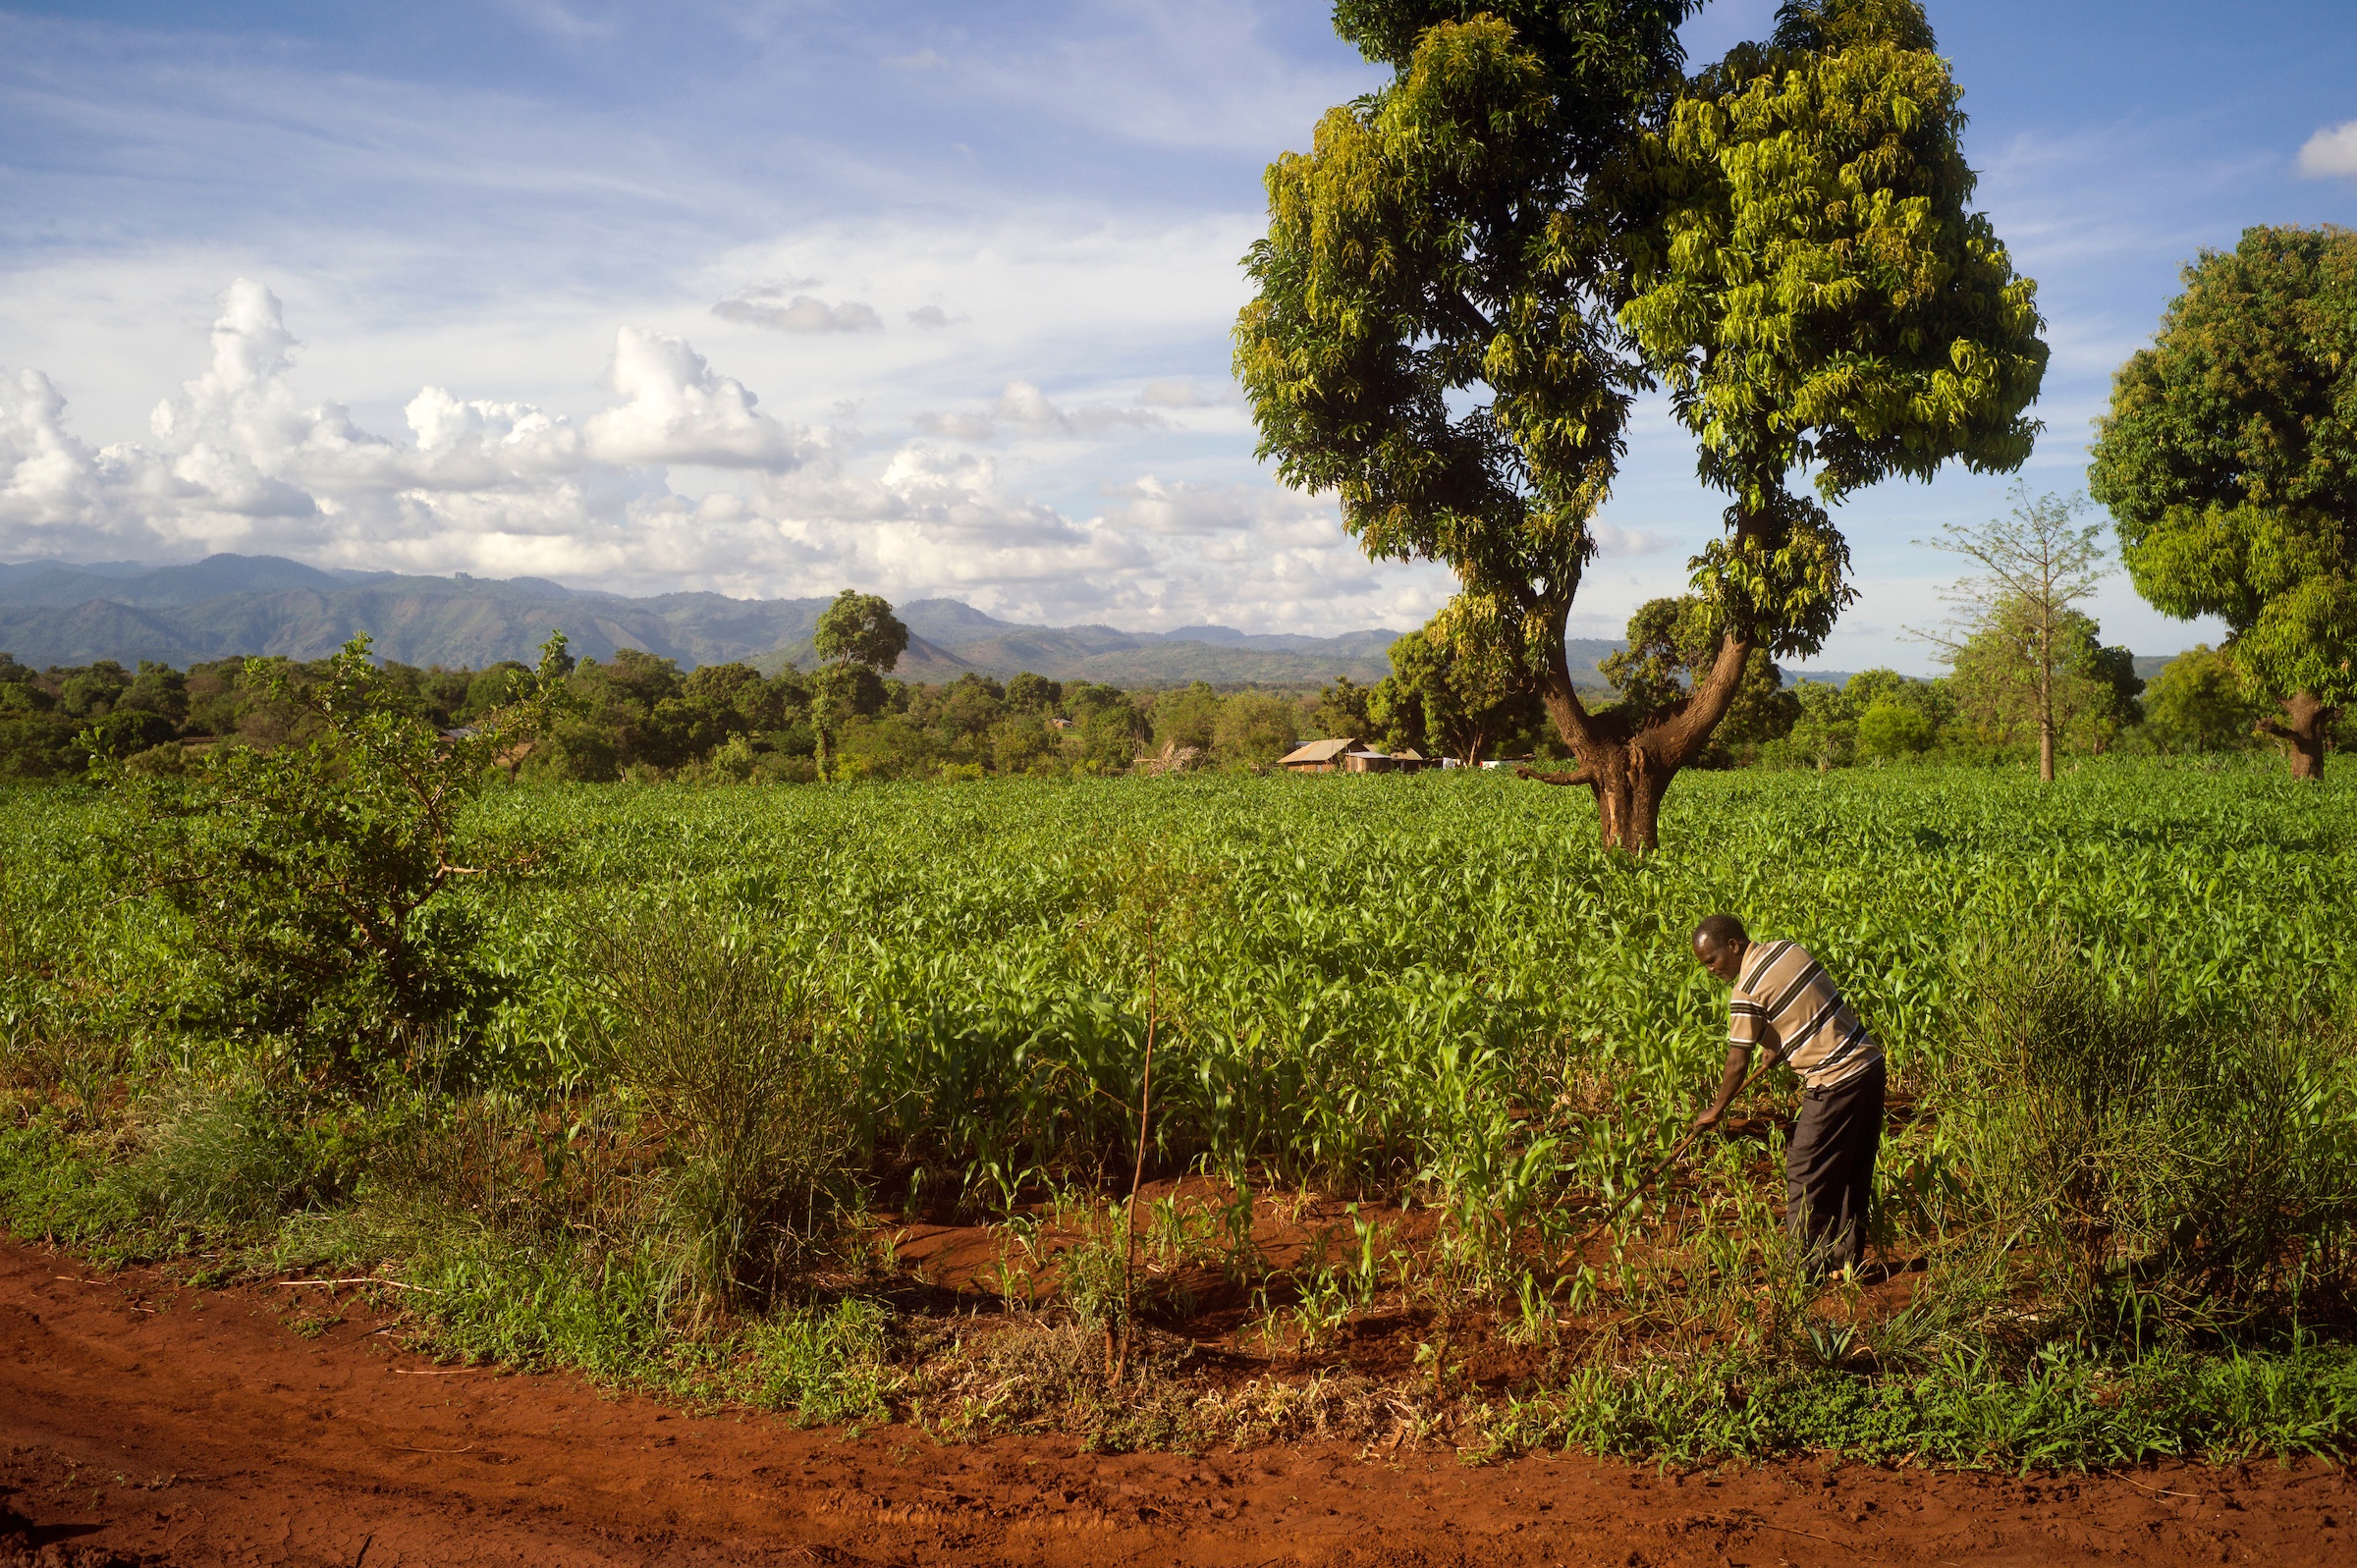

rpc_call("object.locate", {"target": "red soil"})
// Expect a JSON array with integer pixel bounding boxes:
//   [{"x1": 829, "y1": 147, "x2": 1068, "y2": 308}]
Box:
[{"x1": 4, "y1": 1238, "x2": 2351, "y2": 1568}]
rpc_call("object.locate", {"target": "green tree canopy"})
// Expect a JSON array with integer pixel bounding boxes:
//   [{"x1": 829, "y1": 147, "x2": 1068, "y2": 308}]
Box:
[
  {"x1": 2088, "y1": 224, "x2": 2357, "y2": 778},
  {"x1": 1004, "y1": 671, "x2": 1063, "y2": 714},
  {"x1": 1237, "y1": 0, "x2": 2044, "y2": 848},
  {"x1": 1373, "y1": 622, "x2": 1544, "y2": 765},
  {"x1": 2142, "y1": 645, "x2": 2265, "y2": 755},
  {"x1": 1855, "y1": 699, "x2": 1933, "y2": 760},
  {"x1": 1945, "y1": 603, "x2": 2142, "y2": 758},
  {"x1": 1595, "y1": 596, "x2": 1798, "y2": 756},
  {"x1": 1914, "y1": 489, "x2": 2113, "y2": 780},
  {"x1": 1315, "y1": 676, "x2": 1375, "y2": 741},
  {"x1": 809, "y1": 592, "x2": 906, "y2": 778},
  {"x1": 1212, "y1": 692, "x2": 1301, "y2": 769},
  {"x1": 812, "y1": 590, "x2": 909, "y2": 675},
  {"x1": 1151, "y1": 681, "x2": 1225, "y2": 754}
]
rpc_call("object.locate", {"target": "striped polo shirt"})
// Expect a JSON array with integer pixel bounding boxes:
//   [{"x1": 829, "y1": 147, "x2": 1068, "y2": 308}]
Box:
[{"x1": 1728, "y1": 940, "x2": 1882, "y2": 1091}]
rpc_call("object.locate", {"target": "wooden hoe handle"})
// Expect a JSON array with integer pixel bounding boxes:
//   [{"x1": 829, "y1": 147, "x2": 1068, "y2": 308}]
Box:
[{"x1": 1566, "y1": 1054, "x2": 1781, "y2": 1255}]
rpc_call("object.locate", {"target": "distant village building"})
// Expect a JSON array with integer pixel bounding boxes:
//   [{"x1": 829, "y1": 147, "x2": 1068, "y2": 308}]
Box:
[
  {"x1": 1278, "y1": 737, "x2": 1441, "y2": 775},
  {"x1": 1277, "y1": 736, "x2": 1356, "y2": 773}
]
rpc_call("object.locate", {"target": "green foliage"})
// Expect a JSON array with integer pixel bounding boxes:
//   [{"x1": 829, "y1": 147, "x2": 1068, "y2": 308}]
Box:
[
  {"x1": 1005, "y1": 671, "x2": 1063, "y2": 714},
  {"x1": 2144, "y1": 645, "x2": 2264, "y2": 754},
  {"x1": 1235, "y1": 4, "x2": 1684, "y2": 680},
  {"x1": 1945, "y1": 604, "x2": 2144, "y2": 753},
  {"x1": 1939, "y1": 930, "x2": 2357, "y2": 1313},
  {"x1": 1243, "y1": 0, "x2": 2042, "y2": 846},
  {"x1": 1314, "y1": 676, "x2": 1373, "y2": 741},
  {"x1": 1625, "y1": 0, "x2": 2046, "y2": 653},
  {"x1": 811, "y1": 590, "x2": 910, "y2": 675},
  {"x1": 1781, "y1": 678, "x2": 1858, "y2": 767},
  {"x1": 746, "y1": 1298, "x2": 900, "y2": 1424},
  {"x1": 96, "y1": 634, "x2": 570, "y2": 1075},
  {"x1": 1855, "y1": 700, "x2": 1933, "y2": 760},
  {"x1": 810, "y1": 592, "x2": 909, "y2": 779},
  {"x1": 1211, "y1": 691, "x2": 1299, "y2": 769},
  {"x1": 2091, "y1": 225, "x2": 2357, "y2": 719},
  {"x1": 11, "y1": 761, "x2": 2357, "y2": 1463},
  {"x1": 1499, "y1": 1338, "x2": 2357, "y2": 1467},
  {"x1": 1373, "y1": 622, "x2": 1546, "y2": 764},
  {"x1": 1599, "y1": 597, "x2": 1798, "y2": 754},
  {"x1": 1150, "y1": 681, "x2": 1223, "y2": 753}
]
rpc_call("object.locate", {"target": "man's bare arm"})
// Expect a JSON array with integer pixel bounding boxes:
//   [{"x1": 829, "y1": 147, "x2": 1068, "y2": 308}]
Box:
[{"x1": 1694, "y1": 1044, "x2": 1781, "y2": 1129}]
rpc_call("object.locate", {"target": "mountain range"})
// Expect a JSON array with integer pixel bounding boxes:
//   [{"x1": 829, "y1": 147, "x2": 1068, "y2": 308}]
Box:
[
  {"x1": 0, "y1": 556, "x2": 2186, "y2": 693},
  {"x1": 0, "y1": 555, "x2": 1499, "y2": 688}
]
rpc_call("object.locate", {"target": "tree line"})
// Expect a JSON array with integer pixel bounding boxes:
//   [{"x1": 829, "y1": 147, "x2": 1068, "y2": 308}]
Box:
[{"x1": 0, "y1": 583, "x2": 2291, "y2": 788}]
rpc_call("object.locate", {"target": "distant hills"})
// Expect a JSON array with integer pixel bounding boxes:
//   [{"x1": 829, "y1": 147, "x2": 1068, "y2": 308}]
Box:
[
  {"x1": 0, "y1": 555, "x2": 1449, "y2": 688},
  {"x1": 0, "y1": 556, "x2": 2189, "y2": 692}
]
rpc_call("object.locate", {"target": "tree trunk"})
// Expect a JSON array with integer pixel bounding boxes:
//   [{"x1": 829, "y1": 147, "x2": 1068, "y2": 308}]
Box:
[
  {"x1": 1585, "y1": 742, "x2": 1674, "y2": 853},
  {"x1": 1531, "y1": 629, "x2": 1753, "y2": 853},
  {"x1": 2036, "y1": 624, "x2": 2056, "y2": 783},
  {"x1": 2260, "y1": 691, "x2": 2334, "y2": 779}
]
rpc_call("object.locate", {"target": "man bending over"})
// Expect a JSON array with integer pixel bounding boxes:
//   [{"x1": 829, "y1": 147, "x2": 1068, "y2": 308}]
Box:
[{"x1": 1689, "y1": 914, "x2": 1886, "y2": 1276}]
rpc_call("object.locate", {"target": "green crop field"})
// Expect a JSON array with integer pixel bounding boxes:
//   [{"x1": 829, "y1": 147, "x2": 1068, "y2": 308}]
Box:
[{"x1": 6, "y1": 761, "x2": 2357, "y2": 1464}]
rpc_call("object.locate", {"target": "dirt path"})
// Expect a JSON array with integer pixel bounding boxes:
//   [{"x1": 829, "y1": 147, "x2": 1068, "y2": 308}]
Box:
[{"x1": 2, "y1": 1240, "x2": 2348, "y2": 1567}]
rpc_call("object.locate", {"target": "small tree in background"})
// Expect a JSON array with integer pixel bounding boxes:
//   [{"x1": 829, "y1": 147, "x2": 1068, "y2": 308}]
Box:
[
  {"x1": 1591, "y1": 596, "x2": 1798, "y2": 761},
  {"x1": 1944, "y1": 607, "x2": 2143, "y2": 761},
  {"x1": 1212, "y1": 693, "x2": 1299, "y2": 770},
  {"x1": 2090, "y1": 224, "x2": 2357, "y2": 778},
  {"x1": 1150, "y1": 681, "x2": 1224, "y2": 757},
  {"x1": 810, "y1": 591, "x2": 907, "y2": 780},
  {"x1": 1315, "y1": 676, "x2": 1374, "y2": 740},
  {"x1": 1914, "y1": 490, "x2": 2114, "y2": 781},
  {"x1": 1855, "y1": 700, "x2": 1934, "y2": 761},
  {"x1": 1373, "y1": 622, "x2": 1544, "y2": 765},
  {"x1": 2143, "y1": 646, "x2": 2265, "y2": 754},
  {"x1": 1004, "y1": 671, "x2": 1064, "y2": 714}
]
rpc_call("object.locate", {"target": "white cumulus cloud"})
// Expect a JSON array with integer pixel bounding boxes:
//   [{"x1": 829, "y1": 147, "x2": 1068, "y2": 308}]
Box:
[
  {"x1": 583, "y1": 327, "x2": 811, "y2": 471},
  {"x1": 0, "y1": 280, "x2": 1457, "y2": 636},
  {"x1": 2297, "y1": 121, "x2": 2357, "y2": 180},
  {"x1": 914, "y1": 380, "x2": 1165, "y2": 442}
]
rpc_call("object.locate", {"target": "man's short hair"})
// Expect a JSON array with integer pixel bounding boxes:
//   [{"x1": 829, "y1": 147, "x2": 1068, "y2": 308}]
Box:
[{"x1": 1692, "y1": 913, "x2": 1748, "y2": 949}]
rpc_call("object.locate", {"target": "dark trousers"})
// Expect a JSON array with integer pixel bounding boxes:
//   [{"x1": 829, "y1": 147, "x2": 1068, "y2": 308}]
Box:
[{"x1": 1784, "y1": 1056, "x2": 1886, "y2": 1273}]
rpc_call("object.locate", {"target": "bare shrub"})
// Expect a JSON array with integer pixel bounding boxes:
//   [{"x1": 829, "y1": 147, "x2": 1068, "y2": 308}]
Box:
[
  {"x1": 1940, "y1": 928, "x2": 2357, "y2": 1322},
  {"x1": 582, "y1": 908, "x2": 858, "y2": 1314}
]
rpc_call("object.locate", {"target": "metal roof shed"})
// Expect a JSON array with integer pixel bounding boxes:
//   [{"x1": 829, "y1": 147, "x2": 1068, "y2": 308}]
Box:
[{"x1": 1278, "y1": 736, "x2": 1357, "y2": 773}]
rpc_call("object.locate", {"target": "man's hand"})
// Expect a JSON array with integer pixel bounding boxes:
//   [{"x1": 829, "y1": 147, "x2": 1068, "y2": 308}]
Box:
[{"x1": 1691, "y1": 1106, "x2": 1725, "y2": 1132}]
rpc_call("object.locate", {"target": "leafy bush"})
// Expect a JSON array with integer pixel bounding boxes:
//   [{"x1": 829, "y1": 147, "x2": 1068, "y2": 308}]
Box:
[
  {"x1": 1856, "y1": 698, "x2": 1935, "y2": 759},
  {"x1": 98, "y1": 633, "x2": 570, "y2": 1079}
]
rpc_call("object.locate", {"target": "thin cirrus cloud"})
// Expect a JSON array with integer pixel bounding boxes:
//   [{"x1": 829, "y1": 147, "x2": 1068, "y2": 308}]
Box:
[{"x1": 2296, "y1": 121, "x2": 2357, "y2": 179}]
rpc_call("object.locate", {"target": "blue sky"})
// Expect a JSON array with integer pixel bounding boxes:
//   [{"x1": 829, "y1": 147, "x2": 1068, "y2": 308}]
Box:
[{"x1": 2, "y1": 1, "x2": 2353, "y2": 668}]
